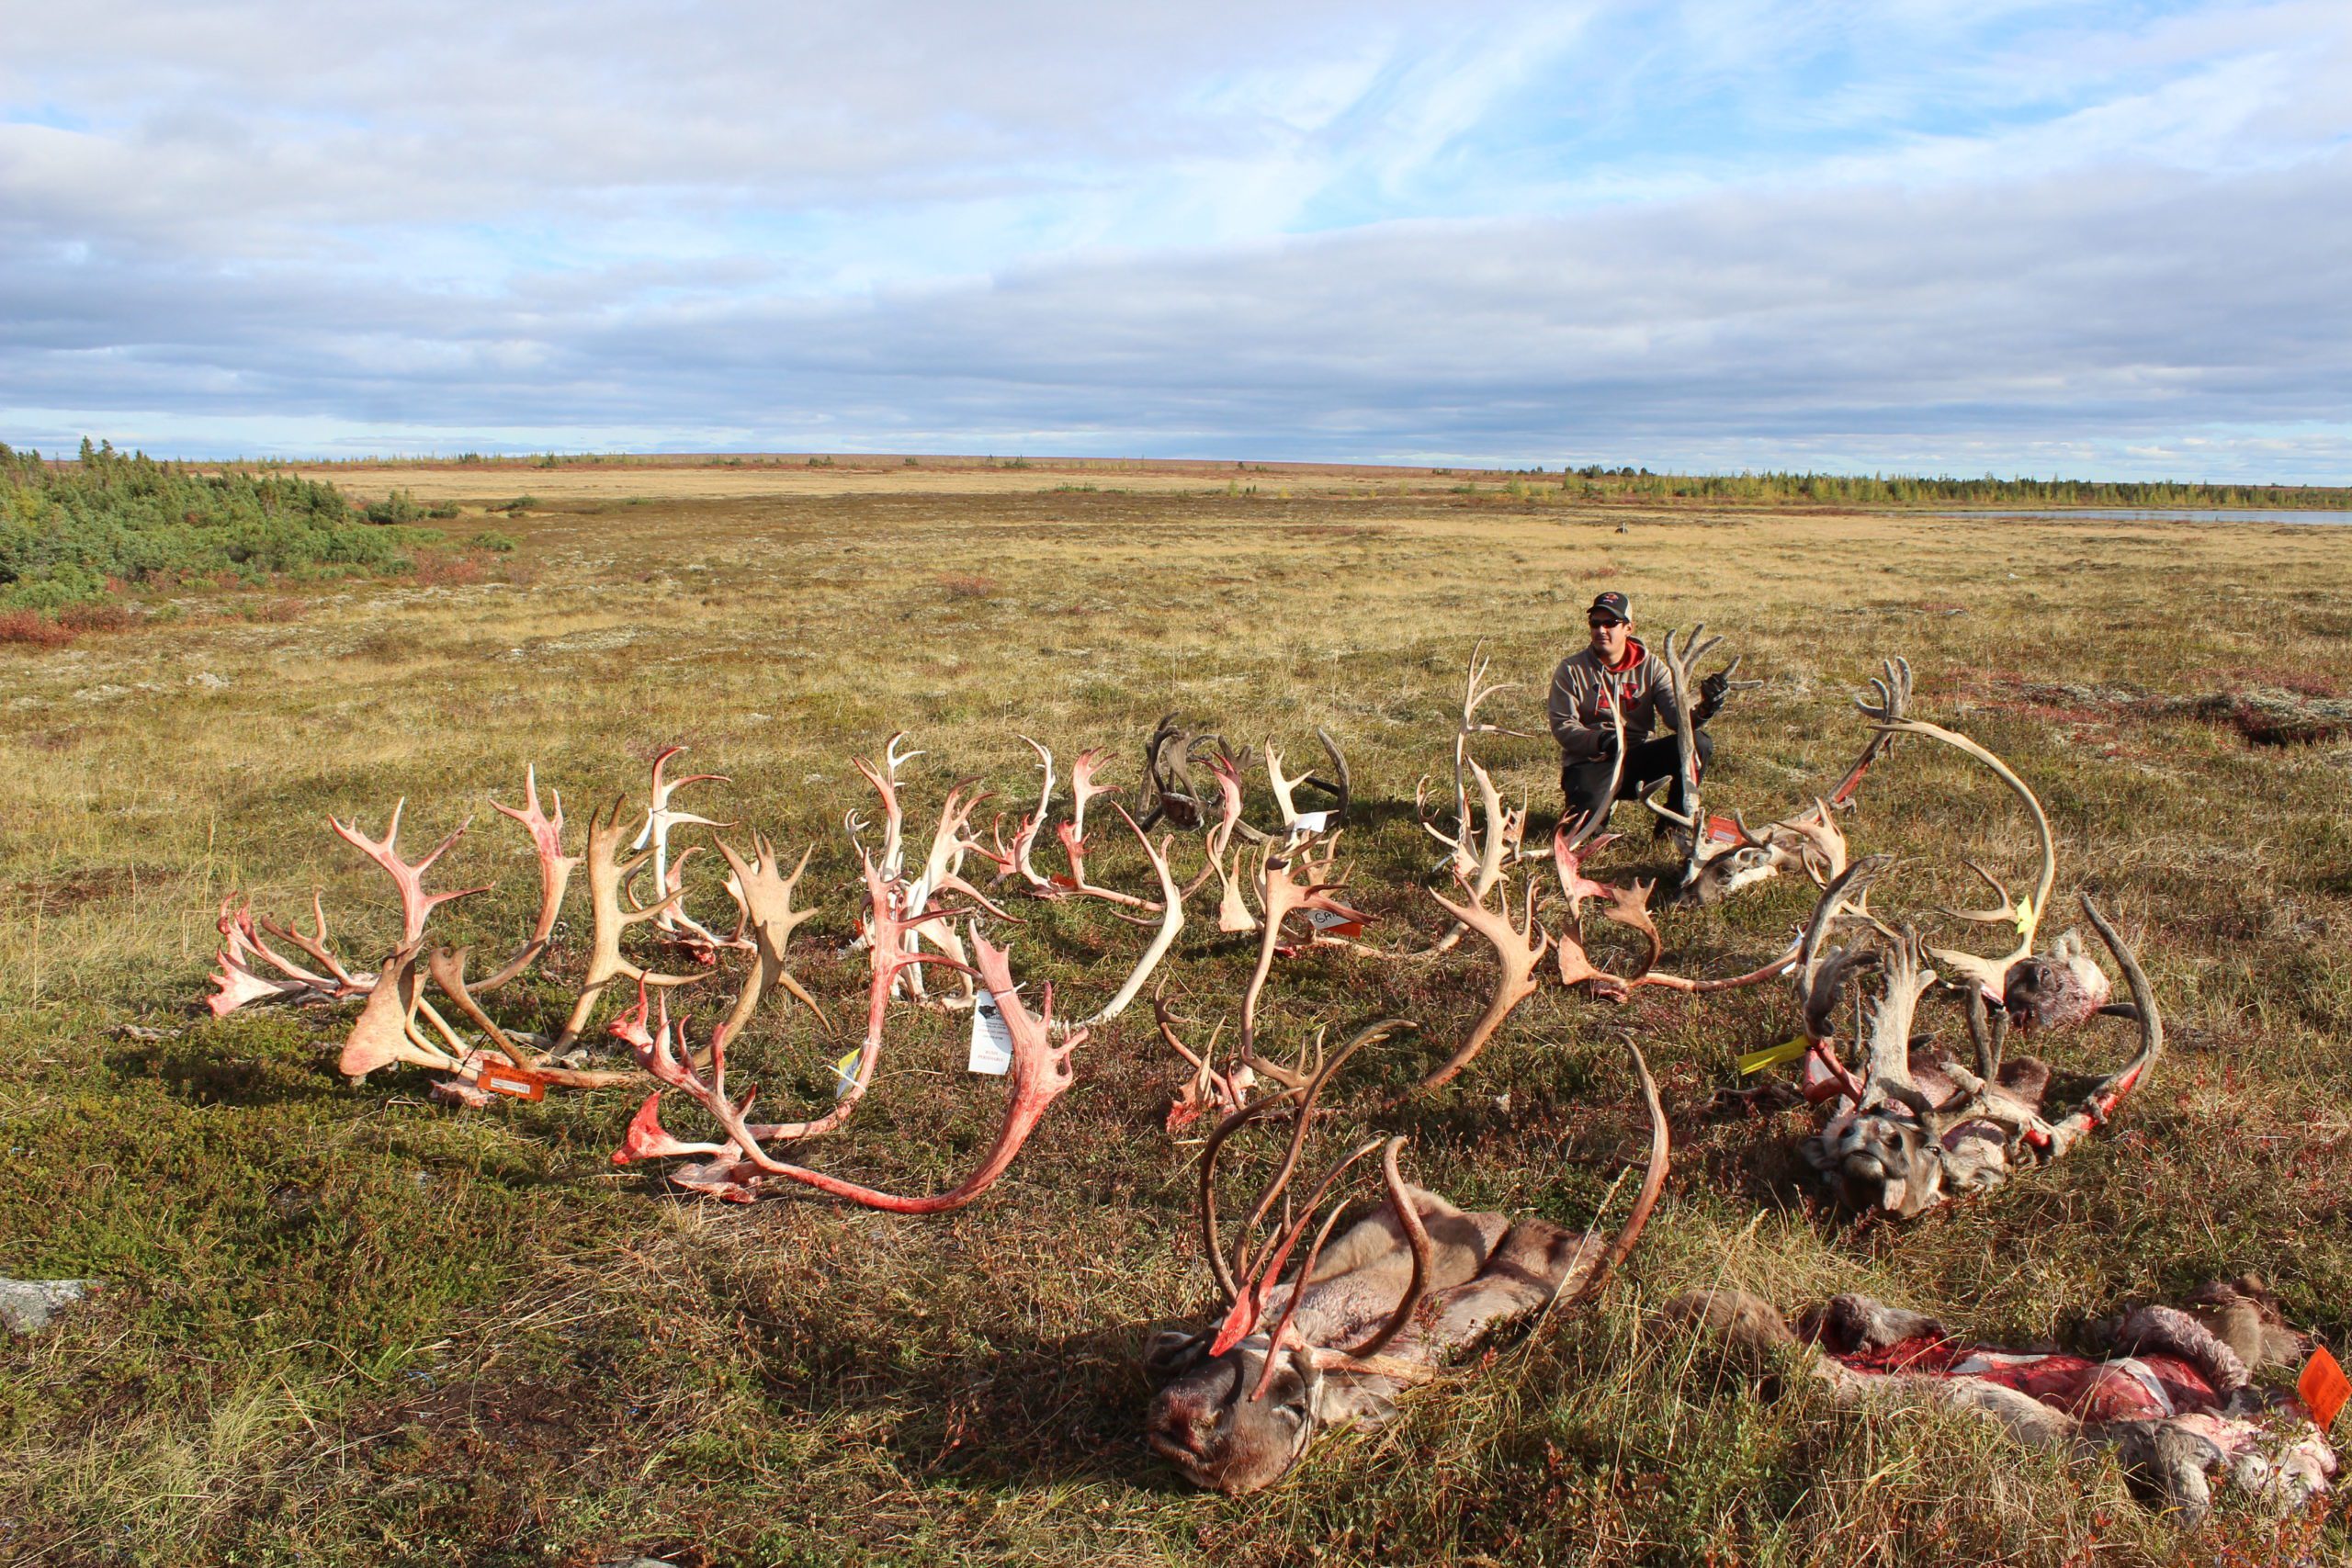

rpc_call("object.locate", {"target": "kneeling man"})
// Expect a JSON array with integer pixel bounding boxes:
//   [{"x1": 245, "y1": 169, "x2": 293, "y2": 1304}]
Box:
[{"x1": 1547, "y1": 592, "x2": 1731, "y2": 832}]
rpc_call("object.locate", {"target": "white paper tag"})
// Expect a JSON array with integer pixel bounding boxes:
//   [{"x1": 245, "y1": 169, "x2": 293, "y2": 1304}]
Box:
[
  {"x1": 968, "y1": 994, "x2": 1014, "y2": 1076},
  {"x1": 1290, "y1": 809, "x2": 1332, "y2": 833},
  {"x1": 1306, "y1": 906, "x2": 1354, "y2": 930}
]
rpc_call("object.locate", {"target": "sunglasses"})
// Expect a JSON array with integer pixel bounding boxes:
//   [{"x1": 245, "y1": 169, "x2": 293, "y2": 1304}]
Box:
[{"x1": 1588, "y1": 617, "x2": 1625, "y2": 630}]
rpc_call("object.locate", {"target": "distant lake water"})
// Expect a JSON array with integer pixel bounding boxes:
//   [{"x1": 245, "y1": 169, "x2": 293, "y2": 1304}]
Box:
[{"x1": 1930, "y1": 507, "x2": 2352, "y2": 526}]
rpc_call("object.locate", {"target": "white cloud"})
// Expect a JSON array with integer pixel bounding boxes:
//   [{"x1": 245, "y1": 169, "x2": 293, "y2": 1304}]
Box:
[{"x1": 2, "y1": 1, "x2": 2348, "y2": 477}]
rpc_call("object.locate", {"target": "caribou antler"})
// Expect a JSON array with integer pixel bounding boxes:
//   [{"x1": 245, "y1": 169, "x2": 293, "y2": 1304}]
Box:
[
  {"x1": 1643, "y1": 624, "x2": 1757, "y2": 891},
  {"x1": 1876, "y1": 717, "x2": 2057, "y2": 1002},
  {"x1": 629, "y1": 746, "x2": 730, "y2": 940},
  {"x1": 328, "y1": 801, "x2": 490, "y2": 946},
  {"x1": 1451, "y1": 640, "x2": 1526, "y2": 837},
  {"x1": 611, "y1": 930, "x2": 1076, "y2": 1212},
  {"x1": 1139, "y1": 716, "x2": 1232, "y2": 832},
  {"x1": 550, "y1": 795, "x2": 709, "y2": 1050},
  {"x1": 1264, "y1": 729, "x2": 1351, "y2": 840},
  {"x1": 1204, "y1": 750, "x2": 1259, "y2": 933},
  {"x1": 1063, "y1": 807, "x2": 1188, "y2": 1032},
  {"x1": 209, "y1": 895, "x2": 355, "y2": 1014},
  {"x1": 1425, "y1": 757, "x2": 1520, "y2": 954},
  {"x1": 1832, "y1": 656, "x2": 1913, "y2": 807},
  {"x1": 473, "y1": 764, "x2": 582, "y2": 991},
  {"x1": 1419, "y1": 870, "x2": 1551, "y2": 1091},
  {"x1": 711, "y1": 830, "x2": 830, "y2": 1040},
  {"x1": 1236, "y1": 853, "x2": 1374, "y2": 1065}
]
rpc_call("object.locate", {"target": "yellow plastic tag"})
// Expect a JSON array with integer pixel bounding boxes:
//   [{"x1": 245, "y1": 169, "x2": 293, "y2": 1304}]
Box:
[
  {"x1": 830, "y1": 1047, "x2": 863, "y2": 1099},
  {"x1": 1736, "y1": 1038, "x2": 1809, "y2": 1077}
]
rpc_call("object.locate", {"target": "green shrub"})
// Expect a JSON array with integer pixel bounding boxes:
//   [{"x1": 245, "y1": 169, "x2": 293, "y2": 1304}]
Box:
[
  {"x1": 362, "y1": 489, "x2": 424, "y2": 525},
  {"x1": 0, "y1": 440, "x2": 406, "y2": 609},
  {"x1": 469, "y1": 529, "x2": 518, "y2": 554}
]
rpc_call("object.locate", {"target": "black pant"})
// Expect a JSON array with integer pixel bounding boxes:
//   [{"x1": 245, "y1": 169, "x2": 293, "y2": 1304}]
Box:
[{"x1": 1561, "y1": 731, "x2": 1712, "y2": 830}]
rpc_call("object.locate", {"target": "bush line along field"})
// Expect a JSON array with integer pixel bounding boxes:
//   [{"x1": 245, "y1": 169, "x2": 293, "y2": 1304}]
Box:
[
  {"x1": 0, "y1": 442, "x2": 531, "y2": 635},
  {"x1": 2, "y1": 461, "x2": 2348, "y2": 1566}
]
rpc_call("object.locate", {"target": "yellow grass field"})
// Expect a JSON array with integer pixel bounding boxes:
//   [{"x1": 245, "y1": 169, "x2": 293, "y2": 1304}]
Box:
[{"x1": 4, "y1": 459, "x2": 2349, "y2": 1566}]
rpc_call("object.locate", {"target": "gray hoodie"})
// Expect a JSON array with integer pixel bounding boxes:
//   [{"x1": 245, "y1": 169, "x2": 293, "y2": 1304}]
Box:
[{"x1": 1547, "y1": 638, "x2": 1688, "y2": 763}]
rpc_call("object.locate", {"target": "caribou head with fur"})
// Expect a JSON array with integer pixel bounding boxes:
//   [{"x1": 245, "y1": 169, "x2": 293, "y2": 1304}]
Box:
[
  {"x1": 1144, "y1": 1028, "x2": 1668, "y2": 1494},
  {"x1": 1791, "y1": 861, "x2": 2163, "y2": 1219}
]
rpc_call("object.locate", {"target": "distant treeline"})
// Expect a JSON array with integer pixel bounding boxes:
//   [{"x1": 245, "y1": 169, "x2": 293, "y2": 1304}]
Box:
[
  {"x1": 1543, "y1": 466, "x2": 2352, "y2": 510},
  {"x1": 0, "y1": 439, "x2": 410, "y2": 611}
]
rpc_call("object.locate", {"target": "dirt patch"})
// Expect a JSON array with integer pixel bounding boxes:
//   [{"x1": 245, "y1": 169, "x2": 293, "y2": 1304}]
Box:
[
  {"x1": 1965, "y1": 675, "x2": 2352, "y2": 748},
  {"x1": 7, "y1": 864, "x2": 175, "y2": 914}
]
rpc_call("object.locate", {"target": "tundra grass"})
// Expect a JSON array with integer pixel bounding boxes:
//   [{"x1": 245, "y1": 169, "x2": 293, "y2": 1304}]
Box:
[{"x1": 2, "y1": 467, "x2": 2349, "y2": 1566}]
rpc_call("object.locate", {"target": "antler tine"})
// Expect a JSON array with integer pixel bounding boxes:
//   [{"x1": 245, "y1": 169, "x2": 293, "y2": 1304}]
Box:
[
  {"x1": 1226, "y1": 1136, "x2": 1394, "y2": 1374},
  {"x1": 1418, "y1": 774, "x2": 1470, "y2": 857},
  {"x1": 1853, "y1": 656, "x2": 1915, "y2": 725},
  {"x1": 254, "y1": 892, "x2": 366, "y2": 991},
  {"x1": 476, "y1": 763, "x2": 583, "y2": 992},
  {"x1": 1860, "y1": 925, "x2": 1935, "y2": 1106},
  {"x1": 1069, "y1": 809, "x2": 1187, "y2": 1031},
  {"x1": 1654, "y1": 624, "x2": 1736, "y2": 888},
  {"x1": 851, "y1": 750, "x2": 909, "y2": 879},
  {"x1": 1640, "y1": 779, "x2": 1695, "y2": 830},
  {"x1": 1938, "y1": 856, "x2": 2024, "y2": 928},
  {"x1": 2048, "y1": 896, "x2": 2164, "y2": 1145},
  {"x1": 1208, "y1": 1019, "x2": 1409, "y2": 1310},
  {"x1": 1557, "y1": 697, "x2": 1629, "y2": 854},
  {"x1": 327, "y1": 800, "x2": 490, "y2": 947},
  {"x1": 1304, "y1": 727, "x2": 1351, "y2": 823},
  {"x1": 1796, "y1": 854, "x2": 1892, "y2": 1032},
  {"x1": 426, "y1": 944, "x2": 533, "y2": 1069},
  {"x1": 1551, "y1": 1034, "x2": 1670, "y2": 1316},
  {"x1": 1963, "y1": 983, "x2": 2007, "y2": 1082},
  {"x1": 1880, "y1": 717, "x2": 2057, "y2": 996},
  {"x1": 1262, "y1": 739, "x2": 1300, "y2": 829}
]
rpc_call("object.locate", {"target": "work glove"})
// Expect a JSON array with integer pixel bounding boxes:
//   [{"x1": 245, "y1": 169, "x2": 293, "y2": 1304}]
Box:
[
  {"x1": 1699, "y1": 671, "x2": 1733, "y2": 708},
  {"x1": 1591, "y1": 727, "x2": 1619, "y2": 759}
]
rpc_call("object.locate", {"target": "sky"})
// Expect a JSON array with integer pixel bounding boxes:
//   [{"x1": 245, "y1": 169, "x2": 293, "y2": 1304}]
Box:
[{"x1": 3, "y1": 0, "x2": 2347, "y2": 479}]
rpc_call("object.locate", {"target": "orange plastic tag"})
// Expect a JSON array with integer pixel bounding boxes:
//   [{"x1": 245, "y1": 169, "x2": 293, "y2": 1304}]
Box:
[
  {"x1": 478, "y1": 1061, "x2": 548, "y2": 1102},
  {"x1": 2300, "y1": 1347, "x2": 2349, "y2": 1430},
  {"x1": 1049, "y1": 874, "x2": 1079, "y2": 890},
  {"x1": 1306, "y1": 908, "x2": 1363, "y2": 940}
]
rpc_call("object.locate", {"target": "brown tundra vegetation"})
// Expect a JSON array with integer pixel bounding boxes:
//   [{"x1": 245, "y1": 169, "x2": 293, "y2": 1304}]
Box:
[{"x1": 2, "y1": 455, "x2": 2350, "y2": 1566}]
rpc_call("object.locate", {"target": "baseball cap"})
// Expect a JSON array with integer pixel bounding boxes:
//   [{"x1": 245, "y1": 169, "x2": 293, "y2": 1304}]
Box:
[{"x1": 1588, "y1": 592, "x2": 1631, "y2": 624}]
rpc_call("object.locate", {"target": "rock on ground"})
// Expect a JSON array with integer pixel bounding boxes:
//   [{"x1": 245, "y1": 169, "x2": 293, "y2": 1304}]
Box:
[{"x1": 0, "y1": 1278, "x2": 95, "y2": 1334}]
